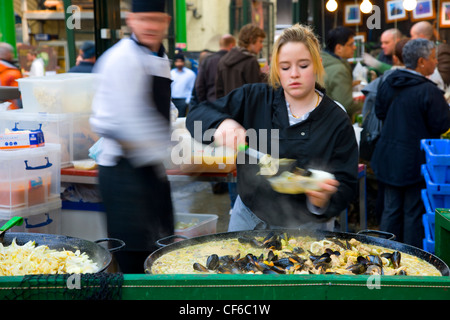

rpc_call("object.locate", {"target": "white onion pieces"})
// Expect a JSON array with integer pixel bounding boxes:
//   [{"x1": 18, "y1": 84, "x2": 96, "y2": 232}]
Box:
[{"x1": 0, "y1": 239, "x2": 99, "y2": 276}]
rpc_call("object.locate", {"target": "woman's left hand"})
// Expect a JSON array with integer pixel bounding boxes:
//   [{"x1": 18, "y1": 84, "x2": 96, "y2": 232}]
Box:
[{"x1": 305, "y1": 179, "x2": 340, "y2": 209}]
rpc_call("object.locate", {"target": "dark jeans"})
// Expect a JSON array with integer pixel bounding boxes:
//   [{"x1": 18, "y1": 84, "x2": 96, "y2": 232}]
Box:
[
  {"x1": 172, "y1": 98, "x2": 188, "y2": 117},
  {"x1": 228, "y1": 182, "x2": 237, "y2": 209},
  {"x1": 380, "y1": 182, "x2": 425, "y2": 248},
  {"x1": 98, "y1": 158, "x2": 174, "y2": 274}
]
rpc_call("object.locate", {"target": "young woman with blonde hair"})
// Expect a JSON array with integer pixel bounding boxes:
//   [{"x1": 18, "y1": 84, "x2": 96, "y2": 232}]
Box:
[{"x1": 186, "y1": 24, "x2": 358, "y2": 231}]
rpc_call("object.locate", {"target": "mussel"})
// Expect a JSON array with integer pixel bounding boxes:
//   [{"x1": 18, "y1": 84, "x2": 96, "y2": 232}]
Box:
[
  {"x1": 193, "y1": 262, "x2": 209, "y2": 272},
  {"x1": 381, "y1": 251, "x2": 401, "y2": 269},
  {"x1": 206, "y1": 254, "x2": 220, "y2": 270},
  {"x1": 346, "y1": 262, "x2": 367, "y2": 274},
  {"x1": 366, "y1": 255, "x2": 383, "y2": 267}
]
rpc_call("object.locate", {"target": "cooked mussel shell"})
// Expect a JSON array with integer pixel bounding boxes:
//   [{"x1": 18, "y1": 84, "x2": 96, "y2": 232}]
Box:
[
  {"x1": 396, "y1": 269, "x2": 407, "y2": 276},
  {"x1": 193, "y1": 262, "x2": 210, "y2": 272},
  {"x1": 273, "y1": 258, "x2": 293, "y2": 269},
  {"x1": 346, "y1": 263, "x2": 367, "y2": 274},
  {"x1": 381, "y1": 251, "x2": 401, "y2": 268},
  {"x1": 366, "y1": 255, "x2": 383, "y2": 267},
  {"x1": 267, "y1": 250, "x2": 278, "y2": 262},
  {"x1": 366, "y1": 264, "x2": 383, "y2": 275},
  {"x1": 238, "y1": 237, "x2": 263, "y2": 248},
  {"x1": 392, "y1": 251, "x2": 401, "y2": 269},
  {"x1": 293, "y1": 247, "x2": 305, "y2": 254},
  {"x1": 325, "y1": 248, "x2": 340, "y2": 256},
  {"x1": 206, "y1": 254, "x2": 220, "y2": 270},
  {"x1": 219, "y1": 255, "x2": 235, "y2": 265}
]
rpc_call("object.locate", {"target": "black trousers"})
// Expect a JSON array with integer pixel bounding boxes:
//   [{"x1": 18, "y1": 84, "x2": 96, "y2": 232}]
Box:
[
  {"x1": 172, "y1": 98, "x2": 188, "y2": 117},
  {"x1": 380, "y1": 181, "x2": 425, "y2": 248},
  {"x1": 98, "y1": 158, "x2": 174, "y2": 274}
]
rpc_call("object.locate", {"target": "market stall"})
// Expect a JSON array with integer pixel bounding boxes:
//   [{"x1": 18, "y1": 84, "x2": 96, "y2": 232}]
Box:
[
  {"x1": 0, "y1": 209, "x2": 449, "y2": 300},
  {"x1": 0, "y1": 69, "x2": 449, "y2": 302}
]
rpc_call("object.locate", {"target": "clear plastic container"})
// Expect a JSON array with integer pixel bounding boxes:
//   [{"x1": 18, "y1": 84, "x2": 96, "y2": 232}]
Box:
[
  {"x1": 0, "y1": 144, "x2": 61, "y2": 210},
  {"x1": 0, "y1": 198, "x2": 62, "y2": 234},
  {"x1": 0, "y1": 110, "x2": 98, "y2": 167},
  {"x1": 18, "y1": 73, "x2": 98, "y2": 113},
  {"x1": 174, "y1": 213, "x2": 218, "y2": 238}
]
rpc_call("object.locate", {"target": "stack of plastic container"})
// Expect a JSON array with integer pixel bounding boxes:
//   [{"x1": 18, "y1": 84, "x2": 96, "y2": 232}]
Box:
[
  {"x1": 15, "y1": 73, "x2": 100, "y2": 168},
  {"x1": 0, "y1": 143, "x2": 62, "y2": 234},
  {"x1": 420, "y1": 139, "x2": 450, "y2": 253},
  {"x1": 0, "y1": 73, "x2": 98, "y2": 234}
]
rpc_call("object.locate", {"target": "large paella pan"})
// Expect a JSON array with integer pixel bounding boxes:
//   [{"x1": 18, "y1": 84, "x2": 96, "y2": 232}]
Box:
[{"x1": 145, "y1": 229, "x2": 449, "y2": 276}]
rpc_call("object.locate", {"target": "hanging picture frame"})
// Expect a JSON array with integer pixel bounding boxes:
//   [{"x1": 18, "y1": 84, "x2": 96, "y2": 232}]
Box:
[
  {"x1": 343, "y1": 3, "x2": 363, "y2": 26},
  {"x1": 385, "y1": 0, "x2": 409, "y2": 23},
  {"x1": 411, "y1": 0, "x2": 436, "y2": 21},
  {"x1": 440, "y1": 1, "x2": 450, "y2": 28}
]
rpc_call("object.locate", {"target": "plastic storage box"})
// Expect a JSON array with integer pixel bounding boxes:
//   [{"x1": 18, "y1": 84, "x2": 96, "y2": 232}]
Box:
[
  {"x1": 0, "y1": 144, "x2": 61, "y2": 210},
  {"x1": 422, "y1": 165, "x2": 450, "y2": 211},
  {"x1": 421, "y1": 139, "x2": 450, "y2": 184},
  {"x1": 174, "y1": 213, "x2": 218, "y2": 238},
  {"x1": 17, "y1": 73, "x2": 98, "y2": 113},
  {"x1": 0, "y1": 198, "x2": 62, "y2": 234},
  {"x1": 0, "y1": 110, "x2": 99, "y2": 168}
]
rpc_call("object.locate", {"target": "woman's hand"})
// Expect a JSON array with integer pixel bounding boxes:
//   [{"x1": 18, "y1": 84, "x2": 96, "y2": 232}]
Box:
[
  {"x1": 213, "y1": 119, "x2": 246, "y2": 150},
  {"x1": 305, "y1": 179, "x2": 340, "y2": 209}
]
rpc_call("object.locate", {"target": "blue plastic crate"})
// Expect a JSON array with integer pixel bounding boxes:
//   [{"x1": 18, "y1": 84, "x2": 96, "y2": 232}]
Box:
[
  {"x1": 422, "y1": 212, "x2": 435, "y2": 253},
  {"x1": 421, "y1": 139, "x2": 450, "y2": 184},
  {"x1": 421, "y1": 189, "x2": 433, "y2": 214},
  {"x1": 422, "y1": 213, "x2": 435, "y2": 241},
  {"x1": 421, "y1": 165, "x2": 450, "y2": 210},
  {"x1": 423, "y1": 237, "x2": 435, "y2": 254}
]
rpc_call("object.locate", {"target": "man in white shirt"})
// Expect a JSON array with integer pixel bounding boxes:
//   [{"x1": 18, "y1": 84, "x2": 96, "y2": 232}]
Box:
[
  {"x1": 90, "y1": 0, "x2": 174, "y2": 274},
  {"x1": 170, "y1": 54, "x2": 196, "y2": 117},
  {"x1": 27, "y1": 50, "x2": 45, "y2": 77}
]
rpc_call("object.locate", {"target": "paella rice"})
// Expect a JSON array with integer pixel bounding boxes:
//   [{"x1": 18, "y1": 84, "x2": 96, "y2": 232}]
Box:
[{"x1": 151, "y1": 234, "x2": 442, "y2": 276}]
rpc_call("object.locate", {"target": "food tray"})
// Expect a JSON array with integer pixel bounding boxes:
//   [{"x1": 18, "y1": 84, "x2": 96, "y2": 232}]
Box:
[
  {"x1": 268, "y1": 169, "x2": 335, "y2": 194},
  {"x1": 422, "y1": 165, "x2": 450, "y2": 211},
  {"x1": 421, "y1": 139, "x2": 450, "y2": 184},
  {"x1": 174, "y1": 213, "x2": 218, "y2": 238}
]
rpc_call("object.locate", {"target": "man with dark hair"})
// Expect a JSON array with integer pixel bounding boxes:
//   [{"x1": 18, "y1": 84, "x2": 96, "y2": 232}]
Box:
[
  {"x1": 195, "y1": 34, "x2": 236, "y2": 103},
  {"x1": 171, "y1": 53, "x2": 196, "y2": 117},
  {"x1": 321, "y1": 26, "x2": 362, "y2": 120},
  {"x1": 68, "y1": 41, "x2": 96, "y2": 73}
]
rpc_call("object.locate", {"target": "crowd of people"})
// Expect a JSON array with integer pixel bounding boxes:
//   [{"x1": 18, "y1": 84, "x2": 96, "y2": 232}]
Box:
[{"x1": 2, "y1": 0, "x2": 450, "y2": 273}]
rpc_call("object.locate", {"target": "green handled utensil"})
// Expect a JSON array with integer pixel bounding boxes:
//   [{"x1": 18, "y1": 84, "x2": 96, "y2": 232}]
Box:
[
  {"x1": 237, "y1": 144, "x2": 267, "y2": 160},
  {"x1": 237, "y1": 144, "x2": 298, "y2": 176},
  {"x1": 0, "y1": 217, "x2": 24, "y2": 242}
]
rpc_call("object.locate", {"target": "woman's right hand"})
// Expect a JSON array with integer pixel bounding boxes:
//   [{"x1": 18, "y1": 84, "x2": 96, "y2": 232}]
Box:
[{"x1": 213, "y1": 119, "x2": 246, "y2": 150}]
